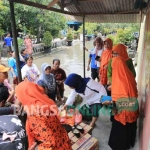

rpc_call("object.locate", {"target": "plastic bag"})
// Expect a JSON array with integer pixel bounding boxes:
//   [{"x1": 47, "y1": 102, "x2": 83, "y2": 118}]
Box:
[
  {"x1": 60, "y1": 109, "x2": 75, "y2": 126},
  {"x1": 75, "y1": 109, "x2": 82, "y2": 124}
]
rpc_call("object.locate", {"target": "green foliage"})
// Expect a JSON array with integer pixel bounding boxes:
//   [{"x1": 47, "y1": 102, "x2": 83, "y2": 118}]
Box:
[
  {"x1": 116, "y1": 28, "x2": 134, "y2": 45},
  {"x1": 0, "y1": 1, "x2": 67, "y2": 41},
  {"x1": 66, "y1": 29, "x2": 73, "y2": 41},
  {"x1": 0, "y1": 28, "x2": 4, "y2": 37},
  {"x1": 49, "y1": 26, "x2": 60, "y2": 39},
  {"x1": 87, "y1": 29, "x2": 93, "y2": 35},
  {"x1": 94, "y1": 31, "x2": 98, "y2": 36},
  {"x1": 107, "y1": 27, "x2": 135, "y2": 45},
  {"x1": 98, "y1": 23, "x2": 140, "y2": 35},
  {"x1": 78, "y1": 22, "x2": 97, "y2": 35},
  {"x1": 42, "y1": 31, "x2": 53, "y2": 47},
  {"x1": 73, "y1": 30, "x2": 79, "y2": 39},
  {"x1": 17, "y1": 38, "x2": 24, "y2": 50}
]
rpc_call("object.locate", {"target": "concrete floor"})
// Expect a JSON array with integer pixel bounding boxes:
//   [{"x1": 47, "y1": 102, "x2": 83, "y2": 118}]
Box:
[{"x1": 92, "y1": 107, "x2": 139, "y2": 150}]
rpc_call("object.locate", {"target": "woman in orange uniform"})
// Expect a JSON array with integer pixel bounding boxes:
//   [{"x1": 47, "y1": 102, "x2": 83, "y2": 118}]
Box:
[
  {"x1": 15, "y1": 81, "x2": 71, "y2": 150},
  {"x1": 108, "y1": 56, "x2": 139, "y2": 150},
  {"x1": 107, "y1": 43, "x2": 136, "y2": 84},
  {"x1": 99, "y1": 38, "x2": 113, "y2": 86}
]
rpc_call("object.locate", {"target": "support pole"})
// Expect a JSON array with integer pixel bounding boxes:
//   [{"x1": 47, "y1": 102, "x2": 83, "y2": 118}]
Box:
[
  {"x1": 9, "y1": 0, "x2": 22, "y2": 83},
  {"x1": 83, "y1": 15, "x2": 85, "y2": 77}
]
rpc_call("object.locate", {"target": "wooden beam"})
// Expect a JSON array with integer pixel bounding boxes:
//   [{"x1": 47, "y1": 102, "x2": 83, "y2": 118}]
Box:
[
  {"x1": 64, "y1": 0, "x2": 74, "y2": 7},
  {"x1": 61, "y1": 0, "x2": 64, "y2": 10},
  {"x1": 78, "y1": 0, "x2": 100, "y2": 1},
  {"x1": 74, "y1": 11, "x2": 140, "y2": 16},
  {"x1": 47, "y1": 0, "x2": 59, "y2": 8},
  {"x1": 12, "y1": 0, "x2": 81, "y2": 16},
  {"x1": 57, "y1": 1, "x2": 62, "y2": 8}
]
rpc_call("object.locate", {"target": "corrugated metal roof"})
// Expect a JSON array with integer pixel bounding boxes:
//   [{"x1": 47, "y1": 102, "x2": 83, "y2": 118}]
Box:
[
  {"x1": 73, "y1": 14, "x2": 140, "y2": 23},
  {"x1": 13, "y1": 0, "x2": 150, "y2": 23},
  {"x1": 66, "y1": 0, "x2": 141, "y2": 23}
]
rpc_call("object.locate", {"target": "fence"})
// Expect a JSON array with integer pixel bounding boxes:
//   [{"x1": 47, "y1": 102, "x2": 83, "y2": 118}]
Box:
[
  {"x1": 32, "y1": 38, "x2": 66, "y2": 55},
  {"x1": 0, "y1": 38, "x2": 67, "y2": 57}
]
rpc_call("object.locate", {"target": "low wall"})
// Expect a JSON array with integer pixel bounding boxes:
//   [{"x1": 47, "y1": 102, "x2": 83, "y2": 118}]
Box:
[
  {"x1": 0, "y1": 38, "x2": 67, "y2": 57},
  {"x1": 32, "y1": 38, "x2": 66, "y2": 55}
]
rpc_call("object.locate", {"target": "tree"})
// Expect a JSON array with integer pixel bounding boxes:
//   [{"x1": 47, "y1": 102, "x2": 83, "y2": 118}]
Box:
[
  {"x1": 78, "y1": 22, "x2": 98, "y2": 34},
  {"x1": 0, "y1": 0, "x2": 67, "y2": 42}
]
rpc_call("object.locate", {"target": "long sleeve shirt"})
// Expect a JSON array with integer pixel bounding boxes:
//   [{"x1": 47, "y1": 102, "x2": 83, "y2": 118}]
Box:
[{"x1": 65, "y1": 79, "x2": 107, "y2": 106}]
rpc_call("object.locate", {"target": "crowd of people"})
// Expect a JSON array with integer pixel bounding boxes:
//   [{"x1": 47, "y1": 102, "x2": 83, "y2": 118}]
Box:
[
  {"x1": 81, "y1": 37, "x2": 138, "y2": 150},
  {"x1": 0, "y1": 35, "x2": 139, "y2": 150}
]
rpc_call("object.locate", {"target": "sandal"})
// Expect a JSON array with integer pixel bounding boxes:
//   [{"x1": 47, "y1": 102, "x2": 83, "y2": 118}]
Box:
[
  {"x1": 72, "y1": 127, "x2": 80, "y2": 138},
  {"x1": 75, "y1": 125, "x2": 84, "y2": 134}
]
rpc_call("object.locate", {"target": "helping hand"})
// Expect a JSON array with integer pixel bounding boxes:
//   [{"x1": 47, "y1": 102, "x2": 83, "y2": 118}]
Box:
[{"x1": 62, "y1": 104, "x2": 68, "y2": 110}]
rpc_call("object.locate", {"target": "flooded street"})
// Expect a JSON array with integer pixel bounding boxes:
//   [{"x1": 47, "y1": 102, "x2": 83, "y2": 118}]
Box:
[{"x1": 34, "y1": 40, "x2": 93, "y2": 97}]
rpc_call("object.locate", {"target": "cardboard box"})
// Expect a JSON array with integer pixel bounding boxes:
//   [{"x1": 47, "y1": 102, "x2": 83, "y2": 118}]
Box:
[
  {"x1": 68, "y1": 122, "x2": 92, "y2": 144},
  {"x1": 72, "y1": 133, "x2": 98, "y2": 150}
]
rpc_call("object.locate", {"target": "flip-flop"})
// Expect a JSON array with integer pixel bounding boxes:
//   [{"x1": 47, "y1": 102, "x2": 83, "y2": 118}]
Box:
[
  {"x1": 75, "y1": 124, "x2": 84, "y2": 133},
  {"x1": 72, "y1": 127, "x2": 80, "y2": 138}
]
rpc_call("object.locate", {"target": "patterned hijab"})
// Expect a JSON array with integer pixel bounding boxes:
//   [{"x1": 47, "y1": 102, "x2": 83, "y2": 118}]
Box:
[{"x1": 39, "y1": 63, "x2": 56, "y2": 93}]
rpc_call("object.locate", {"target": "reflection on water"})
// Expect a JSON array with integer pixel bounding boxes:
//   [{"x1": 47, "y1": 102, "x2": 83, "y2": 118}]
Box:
[{"x1": 34, "y1": 40, "x2": 94, "y2": 97}]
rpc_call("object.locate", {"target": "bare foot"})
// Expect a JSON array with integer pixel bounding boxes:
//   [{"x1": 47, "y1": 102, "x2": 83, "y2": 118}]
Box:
[{"x1": 90, "y1": 122, "x2": 96, "y2": 128}]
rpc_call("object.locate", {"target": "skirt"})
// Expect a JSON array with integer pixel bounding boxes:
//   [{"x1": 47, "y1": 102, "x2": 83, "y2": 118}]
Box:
[
  {"x1": 28, "y1": 115, "x2": 72, "y2": 150},
  {"x1": 108, "y1": 119, "x2": 137, "y2": 150}
]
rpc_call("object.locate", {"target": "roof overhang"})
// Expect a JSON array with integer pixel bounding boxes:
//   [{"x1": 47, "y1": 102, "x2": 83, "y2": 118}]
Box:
[{"x1": 12, "y1": 0, "x2": 150, "y2": 23}]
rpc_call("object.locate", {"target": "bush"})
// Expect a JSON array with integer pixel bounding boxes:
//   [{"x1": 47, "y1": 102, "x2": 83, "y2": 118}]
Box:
[
  {"x1": 42, "y1": 31, "x2": 53, "y2": 47},
  {"x1": 87, "y1": 29, "x2": 93, "y2": 35},
  {"x1": 66, "y1": 30, "x2": 73, "y2": 41},
  {"x1": 17, "y1": 38, "x2": 24, "y2": 50}
]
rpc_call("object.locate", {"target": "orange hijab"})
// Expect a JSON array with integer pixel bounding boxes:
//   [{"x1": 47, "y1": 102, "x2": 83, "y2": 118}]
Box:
[
  {"x1": 16, "y1": 81, "x2": 60, "y2": 148},
  {"x1": 15, "y1": 80, "x2": 58, "y2": 115},
  {"x1": 112, "y1": 43, "x2": 129, "y2": 61},
  {"x1": 111, "y1": 56, "x2": 138, "y2": 101},
  {"x1": 100, "y1": 38, "x2": 113, "y2": 67}
]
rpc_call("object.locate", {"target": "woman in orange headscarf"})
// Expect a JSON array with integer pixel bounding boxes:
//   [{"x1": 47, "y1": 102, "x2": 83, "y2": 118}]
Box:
[
  {"x1": 15, "y1": 81, "x2": 71, "y2": 150},
  {"x1": 107, "y1": 43, "x2": 136, "y2": 84},
  {"x1": 108, "y1": 56, "x2": 139, "y2": 150},
  {"x1": 99, "y1": 38, "x2": 113, "y2": 85}
]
